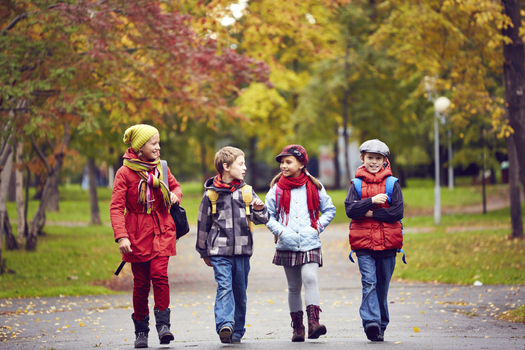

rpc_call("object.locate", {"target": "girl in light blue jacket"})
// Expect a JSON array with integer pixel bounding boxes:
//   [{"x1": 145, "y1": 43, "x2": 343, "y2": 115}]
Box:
[{"x1": 265, "y1": 145, "x2": 336, "y2": 342}]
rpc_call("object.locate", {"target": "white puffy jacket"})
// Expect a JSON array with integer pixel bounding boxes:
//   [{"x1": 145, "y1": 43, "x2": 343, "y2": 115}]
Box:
[{"x1": 265, "y1": 183, "x2": 336, "y2": 252}]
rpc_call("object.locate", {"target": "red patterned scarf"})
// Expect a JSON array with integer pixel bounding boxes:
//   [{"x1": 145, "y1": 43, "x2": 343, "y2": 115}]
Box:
[
  {"x1": 123, "y1": 154, "x2": 170, "y2": 214},
  {"x1": 276, "y1": 172, "x2": 320, "y2": 229},
  {"x1": 213, "y1": 174, "x2": 242, "y2": 192}
]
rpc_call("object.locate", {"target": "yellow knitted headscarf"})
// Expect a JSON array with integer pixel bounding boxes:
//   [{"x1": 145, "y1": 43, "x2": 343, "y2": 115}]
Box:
[{"x1": 123, "y1": 124, "x2": 159, "y2": 152}]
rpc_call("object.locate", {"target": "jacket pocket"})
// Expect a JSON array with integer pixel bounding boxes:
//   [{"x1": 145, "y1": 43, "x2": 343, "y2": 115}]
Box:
[
  {"x1": 278, "y1": 227, "x2": 299, "y2": 250},
  {"x1": 349, "y1": 220, "x2": 372, "y2": 250},
  {"x1": 384, "y1": 221, "x2": 403, "y2": 249}
]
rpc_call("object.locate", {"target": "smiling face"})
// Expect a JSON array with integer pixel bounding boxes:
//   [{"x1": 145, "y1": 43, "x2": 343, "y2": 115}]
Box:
[
  {"x1": 360, "y1": 152, "x2": 385, "y2": 174},
  {"x1": 280, "y1": 155, "x2": 304, "y2": 178},
  {"x1": 138, "y1": 133, "x2": 160, "y2": 161},
  {"x1": 223, "y1": 155, "x2": 246, "y2": 183}
]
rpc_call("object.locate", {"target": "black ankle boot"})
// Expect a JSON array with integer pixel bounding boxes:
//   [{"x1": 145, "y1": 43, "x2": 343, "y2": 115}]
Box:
[
  {"x1": 131, "y1": 313, "x2": 149, "y2": 348},
  {"x1": 154, "y1": 308, "x2": 174, "y2": 344}
]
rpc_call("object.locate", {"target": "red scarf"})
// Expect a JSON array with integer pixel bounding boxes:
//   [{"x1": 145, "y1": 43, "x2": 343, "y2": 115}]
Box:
[
  {"x1": 276, "y1": 172, "x2": 320, "y2": 230},
  {"x1": 213, "y1": 174, "x2": 242, "y2": 192}
]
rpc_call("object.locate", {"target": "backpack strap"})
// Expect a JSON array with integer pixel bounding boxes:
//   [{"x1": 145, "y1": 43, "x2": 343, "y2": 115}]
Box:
[
  {"x1": 348, "y1": 179, "x2": 362, "y2": 262},
  {"x1": 160, "y1": 160, "x2": 168, "y2": 184},
  {"x1": 385, "y1": 176, "x2": 398, "y2": 204},
  {"x1": 241, "y1": 185, "x2": 254, "y2": 232},
  {"x1": 207, "y1": 186, "x2": 254, "y2": 231},
  {"x1": 207, "y1": 189, "x2": 219, "y2": 215},
  {"x1": 351, "y1": 178, "x2": 362, "y2": 199},
  {"x1": 273, "y1": 185, "x2": 284, "y2": 244},
  {"x1": 275, "y1": 185, "x2": 284, "y2": 208}
]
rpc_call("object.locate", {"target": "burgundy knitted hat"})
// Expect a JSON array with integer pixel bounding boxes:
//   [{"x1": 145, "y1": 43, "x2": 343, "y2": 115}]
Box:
[{"x1": 275, "y1": 145, "x2": 309, "y2": 167}]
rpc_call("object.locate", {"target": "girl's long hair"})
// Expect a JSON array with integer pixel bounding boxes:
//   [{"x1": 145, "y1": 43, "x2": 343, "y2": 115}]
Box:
[{"x1": 269, "y1": 169, "x2": 322, "y2": 190}]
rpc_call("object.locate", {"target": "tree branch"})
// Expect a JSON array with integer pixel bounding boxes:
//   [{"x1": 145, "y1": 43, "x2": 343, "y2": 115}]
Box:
[
  {"x1": 31, "y1": 134, "x2": 52, "y2": 174},
  {"x1": 1, "y1": 4, "x2": 61, "y2": 36}
]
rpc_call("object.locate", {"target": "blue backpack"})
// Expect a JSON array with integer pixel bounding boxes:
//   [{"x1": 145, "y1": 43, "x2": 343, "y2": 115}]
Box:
[{"x1": 349, "y1": 176, "x2": 406, "y2": 264}]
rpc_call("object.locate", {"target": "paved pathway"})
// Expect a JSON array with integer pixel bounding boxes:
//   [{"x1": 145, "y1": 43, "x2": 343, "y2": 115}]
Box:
[{"x1": 1, "y1": 224, "x2": 524, "y2": 349}]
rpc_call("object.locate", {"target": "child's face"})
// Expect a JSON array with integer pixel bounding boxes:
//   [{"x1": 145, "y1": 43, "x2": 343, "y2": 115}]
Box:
[
  {"x1": 360, "y1": 152, "x2": 385, "y2": 174},
  {"x1": 138, "y1": 133, "x2": 160, "y2": 161},
  {"x1": 223, "y1": 155, "x2": 246, "y2": 182},
  {"x1": 280, "y1": 155, "x2": 304, "y2": 178}
]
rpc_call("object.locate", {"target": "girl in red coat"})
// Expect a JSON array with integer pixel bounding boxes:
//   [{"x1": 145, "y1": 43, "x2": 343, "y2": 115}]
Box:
[{"x1": 110, "y1": 124, "x2": 183, "y2": 348}]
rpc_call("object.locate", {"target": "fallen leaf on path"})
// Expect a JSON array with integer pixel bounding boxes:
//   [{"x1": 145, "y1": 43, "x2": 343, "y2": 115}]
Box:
[{"x1": 414, "y1": 327, "x2": 420, "y2": 333}]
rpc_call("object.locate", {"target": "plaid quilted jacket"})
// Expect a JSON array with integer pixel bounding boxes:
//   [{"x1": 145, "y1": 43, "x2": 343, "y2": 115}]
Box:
[{"x1": 196, "y1": 178, "x2": 269, "y2": 258}]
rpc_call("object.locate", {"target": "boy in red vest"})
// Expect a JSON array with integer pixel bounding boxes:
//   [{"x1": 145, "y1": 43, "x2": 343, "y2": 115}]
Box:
[{"x1": 344, "y1": 139, "x2": 404, "y2": 342}]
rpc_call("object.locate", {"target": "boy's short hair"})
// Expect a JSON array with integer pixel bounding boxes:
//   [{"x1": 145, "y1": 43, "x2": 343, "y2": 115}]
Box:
[{"x1": 214, "y1": 146, "x2": 245, "y2": 175}]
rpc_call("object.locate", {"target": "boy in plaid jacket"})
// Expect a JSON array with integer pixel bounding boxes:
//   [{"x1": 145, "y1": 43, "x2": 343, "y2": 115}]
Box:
[{"x1": 196, "y1": 146, "x2": 269, "y2": 344}]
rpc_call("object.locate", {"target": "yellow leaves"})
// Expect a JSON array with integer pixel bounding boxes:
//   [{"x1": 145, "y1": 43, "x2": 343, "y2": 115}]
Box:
[
  {"x1": 121, "y1": 34, "x2": 135, "y2": 48},
  {"x1": 413, "y1": 326, "x2": 420, "y2": 333}
]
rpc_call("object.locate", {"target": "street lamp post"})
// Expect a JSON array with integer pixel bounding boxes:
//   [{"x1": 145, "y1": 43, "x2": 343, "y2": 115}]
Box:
[
  {"x1": 433, "y1": 96, "x2": 451, "y2": 225},
  {"x1": 448, "y1": 130, "x2": 454, "y2": 191}
]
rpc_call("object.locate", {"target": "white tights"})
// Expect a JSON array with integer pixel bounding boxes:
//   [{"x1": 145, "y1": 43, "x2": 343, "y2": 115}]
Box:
[{"x1": 283, "y1": 263, "x2": 320, "y2": 312}]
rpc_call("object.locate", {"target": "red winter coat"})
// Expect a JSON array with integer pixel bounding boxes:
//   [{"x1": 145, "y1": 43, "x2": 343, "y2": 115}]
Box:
[
  {"x1": 110, "y1": 148, "x2": 183, "y2": 263},
  {"x1": 349, "y1": 162, "x2": 403, "y2": 251}
]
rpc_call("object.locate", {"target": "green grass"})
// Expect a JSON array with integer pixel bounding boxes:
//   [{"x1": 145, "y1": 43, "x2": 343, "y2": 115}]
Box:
[
  {"x1": 0, "y1": 225, "x2": 118, "y2": 298},
  {"x1": 1, "y1": 179, "x2": 524, "y2": 299},
  {"x1": 394, "y1": 226, "x2": 525, "y2": 285},
  {"x1": 500, "y1": 305, "x2": 525, "y2": 323}
]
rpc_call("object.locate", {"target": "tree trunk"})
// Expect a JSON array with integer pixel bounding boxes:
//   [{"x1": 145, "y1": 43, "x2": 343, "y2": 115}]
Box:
[
  {"x1": 15, "y1": 140, "x2": 25, "y2": 245},
  {"x1": 46, "y1": 175, "x2": 60, "y2": 212},
  {"x1": 3, "y1": 211, "x2": 18, "y2": 250},
  {"x1": 507, "y1": 134, "x2": 523, "y2": 238},
  {"x1": 247, "y1": 137, "x2": 257, "y2": 188},
  {"x1": 88, "y1": 158, "x2": 101, "y2": 225},
  {"x1": 24, "y1": 168, "x2": 30, "y2": 238},
  {"x1": 502, "y1": 0, "x2": 525, "y2": 190},
  {"x1": 8, "y1": 168, "x2": 16, "y2": 202},
  {"x1": 342, "y1": 42, "x2": 352, "y2": 187},
  {"x1": 0, "y1": 145, "x2": 13, "y2": 250},
  {"x1": 333, "y1": 123, "x2": 341, "y2": 189},
  {"x1": 27, "y1": 126, "x2": 71, "y2": 251},
  {"x1": 200, "y1": 139, "x2": 207, "y2": 181}
]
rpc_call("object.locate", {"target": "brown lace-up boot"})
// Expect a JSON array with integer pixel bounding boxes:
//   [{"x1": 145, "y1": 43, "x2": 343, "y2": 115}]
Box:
[
  {"x1": 306, "y1": 305, "x2": 327, "y2": 339},
  {"x1": 290, "y1": 311, "x2": 305, "y2": 342}
]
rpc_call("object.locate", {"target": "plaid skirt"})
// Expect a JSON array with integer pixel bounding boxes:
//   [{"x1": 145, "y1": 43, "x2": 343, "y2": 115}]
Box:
[{"x1": 272, "y1": 248, "x2": 323, "y2": 267}]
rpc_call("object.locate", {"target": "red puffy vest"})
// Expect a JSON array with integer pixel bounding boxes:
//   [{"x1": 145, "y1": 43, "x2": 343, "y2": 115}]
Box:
[{"x1": 349, "y1": 165, "x2": 403, "y2": 252}]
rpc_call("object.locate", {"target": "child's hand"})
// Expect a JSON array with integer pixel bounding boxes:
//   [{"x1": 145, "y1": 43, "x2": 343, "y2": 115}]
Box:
[
  {"x1": 203, "y1": 257, "x2": 212, "y2": 267},
  {"x1": 252, "y1": 198, "x2": 264, "y2": 211},
  {"x1": 118, "y1": 238, "x2": 132, "y2": 254},
  {"x1": 371, "y1": 193, "x2": 388, "y2": 204},
  {"x1": 365, "y1": 210, "x2": 373, "y2": 218},
  {"x1": 170, "y1": 192, "x2": 180, "y2": 204}
]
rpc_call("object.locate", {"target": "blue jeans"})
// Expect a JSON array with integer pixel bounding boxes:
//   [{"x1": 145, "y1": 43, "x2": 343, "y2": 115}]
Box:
[
  {"x1": 210, "y1": 256, "x2": 250, "y2": 340},
  {"x1": 357, "y1": 255, "x2": 396, "y2": 333}
]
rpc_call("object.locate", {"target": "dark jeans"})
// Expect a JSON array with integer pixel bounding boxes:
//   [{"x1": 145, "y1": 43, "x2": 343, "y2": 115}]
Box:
[
  {"x1": 210, "y1": 256, "x2": 250, "y2": 341},
  {"x1": 357, "y1": 255, "x2": 396, "y2": 333}
]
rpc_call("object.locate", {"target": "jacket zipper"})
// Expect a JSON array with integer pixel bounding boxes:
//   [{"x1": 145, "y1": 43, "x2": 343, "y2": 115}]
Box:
[{"x1": 231, "y1": 192, "x2": 236, "y2": 254}]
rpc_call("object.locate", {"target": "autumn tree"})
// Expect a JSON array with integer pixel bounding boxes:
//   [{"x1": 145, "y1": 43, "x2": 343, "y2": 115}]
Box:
[
  {"x1": 0, "y1": 0, "x2": 269, "y2": 252},
  {"x1": 173, "y1": 0, "x2": 350, "y2": 181},
  {"x1": 502, "y1": 0, "x2": 524, "y2": 239},
  {"x1": 365, "y1": 0, "x2": 522, "y2": 236}
]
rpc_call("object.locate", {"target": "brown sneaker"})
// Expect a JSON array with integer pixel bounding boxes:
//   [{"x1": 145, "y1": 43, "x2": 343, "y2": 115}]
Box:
[{"x1": 219, "y1": 325, "x2": 232, "y2": 343}]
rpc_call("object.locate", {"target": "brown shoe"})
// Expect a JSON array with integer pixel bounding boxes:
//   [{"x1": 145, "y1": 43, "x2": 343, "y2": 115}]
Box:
[
  {"x1": 290, "y1": 311, "x2": 305, "y2": 342},
  {"x1": 306, "y1": 305, "x2": 327, "y2": 339}
]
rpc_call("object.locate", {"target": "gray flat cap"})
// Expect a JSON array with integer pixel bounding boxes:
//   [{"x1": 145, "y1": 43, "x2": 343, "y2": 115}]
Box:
[{"x1": 359, "y1": 139, "x2": 390, "y2": 157}]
